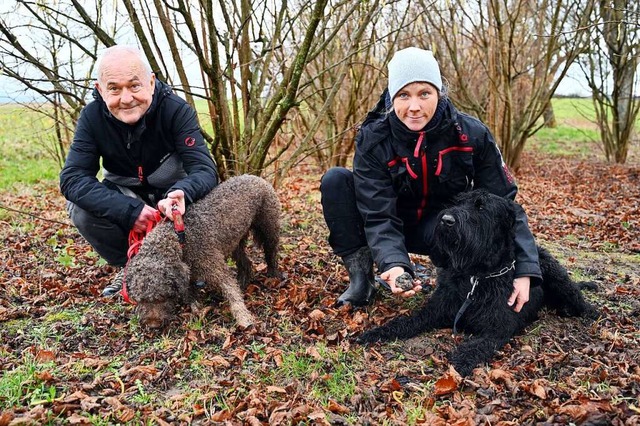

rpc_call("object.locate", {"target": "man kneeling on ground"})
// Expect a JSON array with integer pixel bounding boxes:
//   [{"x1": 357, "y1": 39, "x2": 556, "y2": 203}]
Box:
[{"x1": 60, "y1": 45, "x2": 218, "y2": 296}]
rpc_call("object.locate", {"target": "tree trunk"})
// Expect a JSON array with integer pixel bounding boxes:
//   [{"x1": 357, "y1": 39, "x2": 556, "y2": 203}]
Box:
[
  {"x1": 543, "y1": 102, "x2": 557, "y2": 128},
  {"x1": 587, "y1": 0, "x2": 640, "y2": 164}
]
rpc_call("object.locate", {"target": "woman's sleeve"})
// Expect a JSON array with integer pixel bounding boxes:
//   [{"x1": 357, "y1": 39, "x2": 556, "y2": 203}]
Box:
[
  {"x1": 353, "y1": 136, "x2": 412, "y2": 274},
  {"x1": 474, "y1": 127, "x2": 542, "y2": 283}
]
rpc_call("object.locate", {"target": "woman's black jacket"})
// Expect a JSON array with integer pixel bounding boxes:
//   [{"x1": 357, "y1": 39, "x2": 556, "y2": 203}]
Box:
[{"x1": 353, "y1": 93, "x2": 542, "y2": 282}]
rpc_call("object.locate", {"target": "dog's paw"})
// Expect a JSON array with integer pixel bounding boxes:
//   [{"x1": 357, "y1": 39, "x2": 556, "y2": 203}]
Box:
[
  {"x1": 355, "y1": 328, "x2": 389, "y2": 345},
  {"x1": 577, "y1": 281, "x2": 599, "y2": 292},
  {"x1": 236, "y1": 319, "x2": 255, "y2": 330},
  {"x1": 267, "y1": 268, "x2": 284, "y2": 280},
  {"x1": 448, "y1": 348, "x2": 481, "y2": 377},
  {"x1": 190, "y1": 301, "x2": 205, "y2": 312},
  {"x1": 450, "y1": 356, "x2": 477, "y2": 377},
  {"x1": 231, "y1": 312, "x2": 256, "y2": 330},
  {"x1": 581, "y1": 304, "x2": 600, "y2": 321},
  {"x1": 558, "y1": 302, "x2": 600, "y2": 320}
]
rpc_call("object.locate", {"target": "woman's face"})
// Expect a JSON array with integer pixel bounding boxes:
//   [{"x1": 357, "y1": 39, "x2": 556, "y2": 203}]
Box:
[{"x1": 393, "y1": 82, "x2": 439, "y2": 131}]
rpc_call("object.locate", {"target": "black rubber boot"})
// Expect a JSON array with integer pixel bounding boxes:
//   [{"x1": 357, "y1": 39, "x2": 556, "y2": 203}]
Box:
[{"x1": 336, "y1": 247, "x2": 375, "y2": 307}]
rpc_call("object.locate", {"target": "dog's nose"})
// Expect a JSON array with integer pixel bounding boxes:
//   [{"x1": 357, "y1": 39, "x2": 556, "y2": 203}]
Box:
[
  {"x1": 440, "y1": 214, "x2": 456, "y2": 227},
  {"x1": 143, "y1": 319, "x2": 163, "y2": 329}
]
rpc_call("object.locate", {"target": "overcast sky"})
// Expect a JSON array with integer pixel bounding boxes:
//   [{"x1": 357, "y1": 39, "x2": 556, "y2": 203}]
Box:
[{"x1": 0, "y1": 63, "x2": 594, "y2": 104}]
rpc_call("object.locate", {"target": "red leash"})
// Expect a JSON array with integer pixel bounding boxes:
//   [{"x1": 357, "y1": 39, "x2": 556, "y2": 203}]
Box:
[
  {"x1": 127, "y1": 211, "x2": 164, "y2": 259},
  {"x1": 121, "y1": 208, "x2": 186, "y2": 304},
  {"x1": 171, "y1": 205, "x2": 186, "y2": 245}
]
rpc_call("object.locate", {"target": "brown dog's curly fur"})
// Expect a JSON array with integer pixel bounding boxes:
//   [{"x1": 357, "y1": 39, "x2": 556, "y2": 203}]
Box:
[{"x1": 124, "y1": 174, "x2": 280, "y2": 329}]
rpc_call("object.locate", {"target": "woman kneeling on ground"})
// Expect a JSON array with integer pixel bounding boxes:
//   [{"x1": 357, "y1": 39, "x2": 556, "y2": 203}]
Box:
[{"x1": 320, "y1": 47, "x2": 541, "y2": 312}]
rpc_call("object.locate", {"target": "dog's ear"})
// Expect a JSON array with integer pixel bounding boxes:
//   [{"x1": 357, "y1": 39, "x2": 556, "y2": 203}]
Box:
[{"x1": 167, "y1": 260, "x2": 193, "y2": 302}]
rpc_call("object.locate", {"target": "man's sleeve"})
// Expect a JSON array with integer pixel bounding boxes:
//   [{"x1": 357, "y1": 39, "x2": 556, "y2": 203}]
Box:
[
  {"x1": 167, "y1": 103, "x2": 218, "y2": 203},
  {"x1": 59, "y1": 108, "x2": 144, "y2": 230}
]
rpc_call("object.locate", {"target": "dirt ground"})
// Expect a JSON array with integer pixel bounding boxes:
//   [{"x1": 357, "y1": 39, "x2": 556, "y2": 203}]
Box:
[{"x1": 1, "y1": 151, "x2": 639, "y2": 424}]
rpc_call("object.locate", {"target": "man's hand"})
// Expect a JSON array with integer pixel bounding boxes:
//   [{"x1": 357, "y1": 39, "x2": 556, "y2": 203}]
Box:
[
  {"x1": 157, "y1": 190, "x2": 185, "y2": 221},
  {"x1": 381, "y1": 266, "x2": 422, "y2": 297},
  {"x1": 133, "y1": 205, "x2": 160, "y2": 233},
  {"x1": 508, "y1": 276, "x2": 531, "y2": 312}
]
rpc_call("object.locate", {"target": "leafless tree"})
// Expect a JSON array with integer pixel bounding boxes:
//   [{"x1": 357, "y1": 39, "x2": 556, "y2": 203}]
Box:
[
  {"x1": 5, "y1": 0, "x2": 627, "y2": 176},
  {"x1": 416, "y1": 0, "x2": 596, "y2": 170},
  {"x1": 579, "y1": 0, "x2": 639, "y2": 163},
  {"x1": 0, "y1": 1, "x2": 110, "y2": 166},
  {"x1": 1, "y1": 0, "x2": 366, "y2": 179},
  {"x1": 116, "y1": 0, "x2": 344, "y2": 178},
  {"x1": 280, "y1": 1, "x2": 418, "y2": 175}
]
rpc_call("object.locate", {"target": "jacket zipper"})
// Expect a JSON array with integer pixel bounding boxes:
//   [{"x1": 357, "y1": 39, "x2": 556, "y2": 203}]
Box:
[
  {"x1": 415, "y1": 132, "x2": 428, "y2": 221},
  {"x1": 126, "y1": 130, "x2": 145, "y2": 184}
]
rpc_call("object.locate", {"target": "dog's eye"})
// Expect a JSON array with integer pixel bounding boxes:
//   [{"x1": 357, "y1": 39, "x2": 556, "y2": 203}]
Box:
[{"x1": 475, "y1": 199, "x2": 484, "y2": 210}]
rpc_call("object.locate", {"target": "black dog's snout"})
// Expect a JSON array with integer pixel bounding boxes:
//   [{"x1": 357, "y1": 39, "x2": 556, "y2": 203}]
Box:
[{"x1": 440, "y1": 214, "x2": 456, "y2": 227}]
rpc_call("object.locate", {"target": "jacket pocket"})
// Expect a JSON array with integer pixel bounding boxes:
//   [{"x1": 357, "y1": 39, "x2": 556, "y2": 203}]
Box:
[
  {"x1": 388, "y1": 157, "x2": 417, "y2": 199},
  {"x1": 435, "y1": 147, "x2": 474, "y2": 191}
]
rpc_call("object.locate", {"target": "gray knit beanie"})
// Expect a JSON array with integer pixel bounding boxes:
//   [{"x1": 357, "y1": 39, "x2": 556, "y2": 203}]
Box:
[{"x1": 387, "y1": 47, "x2": 442, "y2": 100}]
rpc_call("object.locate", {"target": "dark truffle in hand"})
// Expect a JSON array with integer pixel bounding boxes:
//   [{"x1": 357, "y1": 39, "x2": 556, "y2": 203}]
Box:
[{"x1": 395, "y1": 272, "x2": 414, "y2": 291}]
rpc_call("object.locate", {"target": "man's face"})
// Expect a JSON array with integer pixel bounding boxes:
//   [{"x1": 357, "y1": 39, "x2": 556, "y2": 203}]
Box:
[{"x1": 96, "y1": 53, "x2": 155, "y2": 125}]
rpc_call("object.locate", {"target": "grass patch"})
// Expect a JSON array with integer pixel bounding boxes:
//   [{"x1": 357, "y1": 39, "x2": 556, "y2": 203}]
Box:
[
  {"x1": 529, "y1": 126, "x2": 600, "y2": 157},
  {"x1": 550, "y1": 98, "x2": 598, "y2": 122},
  {"x1": 0, "y1": 105, "x2": 60, "y2": 190},
  {"x1": 528, "y1": 97, "x2": 640, "y2": 158},
  {"x1": 0, "y1": 353, "x2": 59, "y2": 410},
  {"x1": 131, "y1": 378, "x2": 156, "y2": 405},
  {"x1": 274, "y1": 343, "x2": 359, "y2": 405},
  {"x1": 4, "y1": 307, "x2": 88, "y2": 351},
  {"x1": 528, "y1": 98, "x2": 601, "y2": 157}
]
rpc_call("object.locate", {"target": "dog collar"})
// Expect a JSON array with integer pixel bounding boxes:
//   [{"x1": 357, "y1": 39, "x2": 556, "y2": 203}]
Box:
[
  {"x1": 484, "y1": 260, "x2": 516, "y2": 279},
  {"x1": 452, "y1": 260, "x2": 516, "y2": 335}
]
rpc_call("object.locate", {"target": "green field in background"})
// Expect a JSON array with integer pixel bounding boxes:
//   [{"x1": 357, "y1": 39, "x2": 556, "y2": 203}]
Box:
[{"x1": 0, "y1": 97, "x2": 626, "y2": 190}]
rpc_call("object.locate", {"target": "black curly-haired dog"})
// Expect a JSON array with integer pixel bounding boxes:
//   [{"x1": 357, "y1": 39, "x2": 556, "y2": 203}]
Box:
[{"x1": 358, "y1": 190, "x2": 598, "y2": 376}]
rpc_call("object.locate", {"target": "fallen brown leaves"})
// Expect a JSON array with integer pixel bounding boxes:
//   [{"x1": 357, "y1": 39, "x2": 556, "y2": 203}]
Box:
[
  {"x1": 1, "y1": 153, "x2": 639, "y2": 424},
  {"x1": 518, "y1": 152, "x2": 640, "y2": 253}
]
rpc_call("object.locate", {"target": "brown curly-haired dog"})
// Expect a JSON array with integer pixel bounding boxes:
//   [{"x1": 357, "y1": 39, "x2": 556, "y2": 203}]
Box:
[{"x1": 124, "y1": 174, "x2": 280, "y2": 329}]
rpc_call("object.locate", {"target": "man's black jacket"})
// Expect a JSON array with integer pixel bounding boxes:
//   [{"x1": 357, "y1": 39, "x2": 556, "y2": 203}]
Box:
[
  {"x1": 353, "y1": 93, "x2": 542, "y2": 282},
  {"x1": 60, "y1": 80, "x2": 218, "y2": 231}
]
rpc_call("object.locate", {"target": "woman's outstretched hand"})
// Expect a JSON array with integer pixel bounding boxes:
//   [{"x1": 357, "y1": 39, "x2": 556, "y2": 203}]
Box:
[{"x1": 381, "y1": 266, "x2": 422, "y2": 297}]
